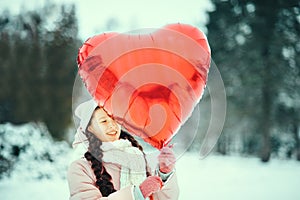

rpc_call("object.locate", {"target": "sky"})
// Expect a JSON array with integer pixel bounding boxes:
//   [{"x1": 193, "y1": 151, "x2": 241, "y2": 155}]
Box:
[{"x1": 0, "y1": 0, "x2": 213, "y2": 40}]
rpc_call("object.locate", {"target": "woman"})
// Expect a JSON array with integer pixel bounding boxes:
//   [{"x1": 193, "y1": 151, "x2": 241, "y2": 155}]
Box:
[{"x1": 67, "y1": 99, "x2": 179, "y2": 200}]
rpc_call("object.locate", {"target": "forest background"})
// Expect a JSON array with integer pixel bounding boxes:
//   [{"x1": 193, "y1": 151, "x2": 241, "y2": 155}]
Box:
[{"x1": 0, "y1": 0, "x2": 299, "y2": 181}]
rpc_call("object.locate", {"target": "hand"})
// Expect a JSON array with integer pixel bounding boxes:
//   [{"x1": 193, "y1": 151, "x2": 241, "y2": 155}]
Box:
[
  {"x1": 158, "y1": 146, "x2": 176, "y2": 174},
  {"x1": 139, "y1": 176, "x2": 162, "y2": 198}
]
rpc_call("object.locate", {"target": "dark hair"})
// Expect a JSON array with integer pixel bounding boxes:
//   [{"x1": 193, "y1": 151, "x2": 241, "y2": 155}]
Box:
[{"x1": 84, "y1": 129, "x2": 151, "y2": 197}]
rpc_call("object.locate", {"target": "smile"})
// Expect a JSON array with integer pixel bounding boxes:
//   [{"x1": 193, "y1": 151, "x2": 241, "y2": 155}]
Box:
[{"x1": 107, "y1": 131, "x2": 117, "y2": 136}]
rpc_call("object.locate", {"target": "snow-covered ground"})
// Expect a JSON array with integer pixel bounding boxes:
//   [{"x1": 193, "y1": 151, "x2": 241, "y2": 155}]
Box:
[
  {"x1": 1, "y1": 123, "x2": 299, "y2": 199},
  {"x1": 1, "y1": 153, "x2": 300, "y2": 200},
  {"x1": 177, "y1": 154, "x2": 300, "y2": 200}
]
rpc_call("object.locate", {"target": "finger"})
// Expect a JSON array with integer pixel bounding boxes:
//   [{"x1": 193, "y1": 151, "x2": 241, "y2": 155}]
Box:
[
  {"x1": 159, "y1": 156, "x2": 175, "y2": 165},
  {"x1": 151, "y1": 176, "x2": 163, "y2": 186},
  {"x1": 158, "y1": 156, "x2": 173, "y2": 165},
  {"x1": 158, "y1": 153, "x2": 176, "y2": 163},
  {"x1": 159, "y1": 151, "x2": 176, "y2": 161},
  {"x1": 159, "y1": 159, "x2": 175, "y2": 167},
  {"x1": 160, "y1": 147, "x2": 175, "y2": 155}
]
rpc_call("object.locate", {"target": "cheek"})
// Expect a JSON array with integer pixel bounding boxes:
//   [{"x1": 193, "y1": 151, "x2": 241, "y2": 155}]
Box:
[
  {"x1": 92, "y1": 127, "x2": 107, "y2": 141},
  {"x1": 90, "y1": 121, "x2": 104, "y2": 135},
  {"x1": 96, "y1": 124, "x2": 107, "y2": 133}
]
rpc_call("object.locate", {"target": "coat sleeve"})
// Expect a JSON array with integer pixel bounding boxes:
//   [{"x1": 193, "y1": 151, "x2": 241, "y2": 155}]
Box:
[
  {"x1": 153, "y1": 170, "x2": 180, "y2": 200},
  {"x1": 67, "y1": 159, "x2": 136, "y2": 200}
]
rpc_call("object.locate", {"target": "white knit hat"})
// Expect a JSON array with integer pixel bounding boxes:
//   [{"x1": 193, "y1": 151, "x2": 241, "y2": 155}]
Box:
[{"x1": 72, "y1": 98, "x2": 98, "y2": 148}]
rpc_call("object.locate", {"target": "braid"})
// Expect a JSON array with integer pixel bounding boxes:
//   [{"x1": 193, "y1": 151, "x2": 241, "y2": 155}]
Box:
[
  {"x1": 84, "y1": 130, "x2": 116, "y2": 197},
  {"x1": 120, "y1": 130, "x2": 152, "y2": 177},
  {"x1": 84, "y1": 127, "x2": 151, "y2": 197}
]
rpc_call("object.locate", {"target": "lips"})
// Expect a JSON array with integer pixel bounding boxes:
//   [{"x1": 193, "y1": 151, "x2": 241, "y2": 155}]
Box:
[{"x1": 106, "y1": 131, "x2": 117, "y2": 136}]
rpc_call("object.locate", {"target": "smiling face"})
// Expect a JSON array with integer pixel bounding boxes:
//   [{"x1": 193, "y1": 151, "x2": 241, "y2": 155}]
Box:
[{"x1": 87, "y1": 107, "x2": 121, "y2": 142}]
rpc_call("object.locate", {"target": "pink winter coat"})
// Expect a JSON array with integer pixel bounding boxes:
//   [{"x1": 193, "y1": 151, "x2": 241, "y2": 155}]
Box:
[{"x1": 67, "y1": 158, "x2": 179, "y2": 200}]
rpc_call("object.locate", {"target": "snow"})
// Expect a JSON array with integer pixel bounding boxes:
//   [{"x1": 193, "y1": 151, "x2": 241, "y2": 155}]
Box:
[
  {"x1": 1, "y1": 153, "x2": 300, "y2": 200},
  {"x1": 0, "y1": 123, "x2": 70, "y2": 180},
  {"x1": 176, "y1": 154, "x2": 300, "y2": 200},
  {"x1": 0, "y1": 178, "x2": 69, "y2": 200},
  {"x1": 1, "y1": 123, "x2": 300, "y2": 200}
]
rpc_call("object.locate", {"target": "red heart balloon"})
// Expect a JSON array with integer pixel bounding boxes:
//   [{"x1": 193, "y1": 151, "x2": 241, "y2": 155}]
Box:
[{"x1": 77, "y1": 23, "x2": 211, "y2": 149}]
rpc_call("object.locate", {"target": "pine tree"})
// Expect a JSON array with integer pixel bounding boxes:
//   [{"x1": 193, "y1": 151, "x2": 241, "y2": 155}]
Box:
[
  {"x1": 0, "y1": 12, "x2": 12, "y2": 122},
  {"x1": 0, "y1": 3, "x2": 81, "y2": 140},
  {"x1": 206, "y1": 0, "x2": 300, "y2": 161},
  {"x1": 43, "y1": 4, "x2": 80, "y2": 140}
]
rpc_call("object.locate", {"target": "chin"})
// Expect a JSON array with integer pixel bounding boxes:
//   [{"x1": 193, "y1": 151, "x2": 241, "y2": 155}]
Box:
[{"x1": 110, "y1": 137, "x2": 119, "y2": 142}]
